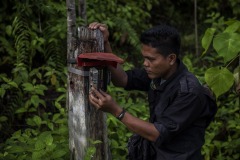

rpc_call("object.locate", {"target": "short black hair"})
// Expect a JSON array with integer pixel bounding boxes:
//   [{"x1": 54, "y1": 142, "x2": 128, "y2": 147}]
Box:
[{"x1": 140, "y1": 25, "x2": 181, "y2": 57}]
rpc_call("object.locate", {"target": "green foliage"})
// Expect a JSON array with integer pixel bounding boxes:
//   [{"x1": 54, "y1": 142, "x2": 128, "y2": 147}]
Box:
[
  {"x1": 213, "y1": 32, "x2": 240, "y2": 63},
  {"x1": 0, "y1": 0, "x2": 68, "y2": 159},
  {"x1": 87, "y1": 0, "x2": 159, "y2": 65},
  {"x1": 0, "y1": 102, "x2": 69, "y2": 160},
  {"x1": 183, "y1": 51, "x2": 240, "y2": 160},
  {"x1": 201, "y1": 19, "x2": 240, "y2": 98},
  {"x1": 202, "y1": 28, "x2": 216, "y2": 56},
  {"x1": 84, "y1": 140, "x2": 102, "y2": 160},
  {"x1": 202, "y1": 94, "x2": 240, "y2": 160},
  {"x1": 205, "y1": 67, "x2": 234, "y2": 98},
  {"x1": 201, "y1": 17, "x2": 240, "y2": 160}
]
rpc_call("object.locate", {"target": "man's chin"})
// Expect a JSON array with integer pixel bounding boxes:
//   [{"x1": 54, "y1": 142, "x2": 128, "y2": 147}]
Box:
[
  {"x1": 147, "y1": 73, "x2": 161, "y2": 79},
  {"x1": 147, "y1": 74, "x2": 156, "y2": 79}
]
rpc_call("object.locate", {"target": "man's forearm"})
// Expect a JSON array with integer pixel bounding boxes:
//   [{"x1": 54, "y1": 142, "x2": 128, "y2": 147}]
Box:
[
  {"x1": 120, "y1": 112, "x2": 160, "y2": 142},
  {"x1": 104, "y1": 41, "x2": 128, "y2": 88},
  {"x1": 104, "y1": 41, "x2": 112, "y2": 53},
  {"x1": 109, "y1": 64, "x2": 128, "y2": 88}
]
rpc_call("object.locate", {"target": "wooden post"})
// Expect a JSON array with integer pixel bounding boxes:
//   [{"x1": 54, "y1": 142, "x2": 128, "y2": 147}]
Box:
[{"x1": 66, "y1": 2, "x2": 111, "y2": 159}]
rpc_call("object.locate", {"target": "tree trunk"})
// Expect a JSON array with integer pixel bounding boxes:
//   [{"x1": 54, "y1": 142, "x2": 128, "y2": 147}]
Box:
[
  {"x1": 66, "y1": 1, "x2": 111, "y2": 157},
  {"x1": 194, "y1": 0, "x2": 199, "y2": 55}
]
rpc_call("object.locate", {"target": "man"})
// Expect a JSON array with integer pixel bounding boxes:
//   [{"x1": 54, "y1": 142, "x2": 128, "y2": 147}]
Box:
[{"x1": 88, "y1": 22, "x2": 217, "y2": 160}]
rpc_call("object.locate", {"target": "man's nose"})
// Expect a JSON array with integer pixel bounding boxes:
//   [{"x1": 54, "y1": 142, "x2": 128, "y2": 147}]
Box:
[{"x1": 143, "y1": 59, "x2": 149, "y2": 67}]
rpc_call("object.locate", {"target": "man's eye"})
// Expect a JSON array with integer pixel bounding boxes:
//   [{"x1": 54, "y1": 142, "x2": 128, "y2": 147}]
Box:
[{"x1": 148, "y1": 58, "x2": 155, "y2": 61}]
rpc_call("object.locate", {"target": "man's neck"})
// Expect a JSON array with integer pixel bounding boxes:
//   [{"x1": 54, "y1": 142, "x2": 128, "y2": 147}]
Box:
[{"x1": 162, "y1": 62, "x2": 178, "y2": 80}]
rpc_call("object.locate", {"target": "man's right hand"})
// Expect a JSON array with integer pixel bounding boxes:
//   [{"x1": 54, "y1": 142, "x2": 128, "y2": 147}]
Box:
[{"x1": 88, "y1": 22, "x2": 109, "y2": 43}]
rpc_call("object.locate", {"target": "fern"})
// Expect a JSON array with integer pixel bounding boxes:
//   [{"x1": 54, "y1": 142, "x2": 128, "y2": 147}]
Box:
[
  {"x1": 0, "y1": 76, "x2": 23, "y2": 143},
  {"x1": 115, "y1": 17, "x2": 141, "y2": 48},
  {"x1": 12, "y1": 16, "x2": 32, "y2": 70},
  {"x1": 43, "y1": 26, "x2": 66, "y2": 72}
]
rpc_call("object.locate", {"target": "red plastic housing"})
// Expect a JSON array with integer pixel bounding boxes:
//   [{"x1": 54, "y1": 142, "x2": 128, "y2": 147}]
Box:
[{"x1": 77, "y1": 52, "x2": 124, "y2": 68}]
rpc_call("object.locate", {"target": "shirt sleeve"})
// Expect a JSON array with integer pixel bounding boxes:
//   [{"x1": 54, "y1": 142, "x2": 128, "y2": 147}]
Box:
[
  {"x1": 153, "y1": 91, "x2": 204, "y2": 147},
  {"x1": 124, "y1": 68, "x2": 151, "y2": 91}
]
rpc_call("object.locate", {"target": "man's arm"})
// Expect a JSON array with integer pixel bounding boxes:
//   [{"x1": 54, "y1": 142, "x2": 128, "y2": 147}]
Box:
[
  {"x1": 89, "y1": 88, "x2": 160, "y2": 142},
  {"x1": 121, "y1": 111, "x2": 160, "y2": 142},
  {"x1": 108, "y1": 64, "x2": 128, "y2": 88}
]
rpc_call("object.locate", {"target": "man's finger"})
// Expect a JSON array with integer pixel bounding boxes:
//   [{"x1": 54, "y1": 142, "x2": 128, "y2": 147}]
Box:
[
  {"x1": 91, "y1": 87, "x2": 105, "y2": 99},
  {"x1": 89, "y1": 22, "x2": 103, "y2": 29},
  {"x1": 88, "y1": 22, "x2": 99, "y2": 29},
  {"x1": 99, "y1": 89, "x2": 108, "y2": 96},
  {"x1": 89, "y1": 93, "x2": 99, "y2": 103},
  {"x1": 89, "y1": 22, "x2": 108, "y2": 31},
  {"x1": 89, "y1": 94, "x2": 100, "y2": 108}
]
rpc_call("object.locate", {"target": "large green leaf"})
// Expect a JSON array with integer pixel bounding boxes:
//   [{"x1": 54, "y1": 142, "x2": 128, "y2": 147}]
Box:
[
  {"x1": 201, "y1": 28, "x2": 216, "y2": 56},
  {"x1": 205, "y1": 67, "x2": 234, "y2": 98},
  {"x1": 213, "y1": 32, "x2": 240, "y2": 63}
]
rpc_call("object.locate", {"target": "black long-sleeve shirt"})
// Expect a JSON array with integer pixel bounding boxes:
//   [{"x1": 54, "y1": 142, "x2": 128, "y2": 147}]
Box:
[{"x1": 125, "y1": 59, "x2": 217, "y2": 160}]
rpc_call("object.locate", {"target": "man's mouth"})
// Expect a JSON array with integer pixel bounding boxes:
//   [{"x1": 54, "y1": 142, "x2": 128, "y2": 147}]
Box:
[{"x1": 145, "y1": 69, "x2": 151, "y2": 74}]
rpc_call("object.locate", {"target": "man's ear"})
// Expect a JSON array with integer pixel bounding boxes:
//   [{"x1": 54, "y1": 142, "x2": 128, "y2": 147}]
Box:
[{"x1": 168, "y1": 54, "x2": 177, "y2": 65}]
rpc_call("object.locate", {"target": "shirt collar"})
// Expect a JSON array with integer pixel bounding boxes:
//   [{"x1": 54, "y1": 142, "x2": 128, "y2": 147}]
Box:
[{"x1": 151, "y1": 58, "x2": 188, "y2": 91}]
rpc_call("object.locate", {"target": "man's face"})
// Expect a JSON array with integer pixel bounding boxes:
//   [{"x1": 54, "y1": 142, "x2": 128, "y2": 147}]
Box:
[{"x1": 141, "y1": 44, "x2": 175, "y2": 79}]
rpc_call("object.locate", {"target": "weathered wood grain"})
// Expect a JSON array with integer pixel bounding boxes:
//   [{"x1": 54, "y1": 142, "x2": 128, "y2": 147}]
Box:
[{"x1": 67, "y1": 26, "x2": 111, "y2": 160}]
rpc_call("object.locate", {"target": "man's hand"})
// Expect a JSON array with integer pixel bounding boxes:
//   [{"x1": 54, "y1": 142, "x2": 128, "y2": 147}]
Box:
[
  {"x1": 89, "y1": 87, "x2": 122, "y2": 116},
  {"x1": 89, "y1": 88, "x2": 159, "y2": 142},
  {"x1": 88, "y1": 22, "x2": 109, "y2": 43}
]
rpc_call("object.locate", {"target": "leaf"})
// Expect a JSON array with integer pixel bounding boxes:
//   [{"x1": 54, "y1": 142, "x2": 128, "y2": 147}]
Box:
[
  {"x1": 35, "y1": 140, "x2": 45, "y2": 150},
  {"x1": 53, "y1": 113, "x2": 61, "y2": 122},
  {"x1": 32, "y1": 151, "x2": 43, "y2": 159},
  {"x1": 201, "y1": 28, "x2": 216, "y2": 56},
  {"x1": 6, "y1": 25, "x2": 12, "y2": 36},
  {"x1": 51, "y1": 74, "x2": 57, "y2": 85},
  {"x1": 39, "y1": 99, "x2": 46, "y2": 108},
  {"x1": 57, "y1": 87, "x2": 66, "y2": 93},
  {"x1": 205, "y1": 67, "x2": 234, "y2": 98},
  {"x1": 224, "y1": 21, "x2": 240, "y2": 33},
  {"x1": 55, "y1": 101, "x2": 62, "y2": 109},
  {"x1": 2, "y1": 77, "x2": 10, "y2": 83},
  {"x1": 56, "y1": 94, "x2": 66, "y2": 102},
  {"x1": 1, "y1": 77, "x2": 18, "y2": 88},
  {"x1": 84, "y1": 146, "x2": 96, "y2": 160},
  {"x1": 0, "y1": 88, "x2": 6, "y2": 98},
  {"x1": 22, "y1": 83, "x2": 34, "y2": 92},
  {"x1": 0, "y1": 116, "x2": 8, "y2": 122},
  {"x1": 146, "y1": 3, "x2": 152, "y2": 10},
  {"x1": 38, "y1": 131, "x2": 54, "y2": 146},
  {"x1": 47, "y1": 122, "x2": 54, "y2": 130},
  {"x1": 15, "y1": 107, "x2": 27, "y2": 114},
  {"x1": 91, "y1": 140, "x2": 102, "y2": 145},
  {"x1": 51, "y1": 150, "x2": 67, "y2": 159},
  {"x1": 31, "y1": 95, "x2": 40, "y2": 107},
  {"x1": 7, "y1": 145, "x2": 24, "y2": 153},
  {"x1": 35, "y1": 84, "x2": 48, "y2": 95},
  {"x1": 213, "y1": 32, "x2": 240, "y2": 63},
  {"x1": 33, "y1": 116, "x2": 42, "y2": 127},
  {"x1": 45, "y1": 133, "x2": 53, "y2": 146},
  {"x1": 8, "y1": 81, "x2": 18, "y2": 88}
]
